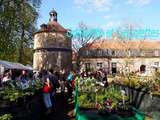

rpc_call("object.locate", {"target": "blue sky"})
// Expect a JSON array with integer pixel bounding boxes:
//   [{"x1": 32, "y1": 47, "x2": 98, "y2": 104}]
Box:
[{"x1": 37, "y1": 0, "x2": 160, "y2": 30}]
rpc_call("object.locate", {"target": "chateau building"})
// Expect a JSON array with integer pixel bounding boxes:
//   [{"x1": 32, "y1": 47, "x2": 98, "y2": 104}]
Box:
[
  {"x1": 79, "y1": 40, "x2": 160, "y2": 75},
  {"x1": 33, "y1": 9, "x2": 72, "y2": 71}
]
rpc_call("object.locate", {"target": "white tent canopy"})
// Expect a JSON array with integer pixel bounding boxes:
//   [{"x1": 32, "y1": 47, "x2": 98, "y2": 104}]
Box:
[
  {"x1": 151, "y1": 65, "x2": 160, "y2": 68},
  {"x1": 0, "y1": 60, "x2": 33, "y2": 70}
]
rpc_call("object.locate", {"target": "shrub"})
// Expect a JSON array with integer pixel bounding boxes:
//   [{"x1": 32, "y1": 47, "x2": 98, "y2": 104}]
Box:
[{"x1": 0, "y1": 114, "x2": 13, "y2": 120}]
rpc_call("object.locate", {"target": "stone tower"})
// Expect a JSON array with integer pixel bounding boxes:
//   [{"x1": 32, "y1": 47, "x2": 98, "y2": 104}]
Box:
[{"x1": 33, "y1": 9, "x2": 72, "y2": 71}]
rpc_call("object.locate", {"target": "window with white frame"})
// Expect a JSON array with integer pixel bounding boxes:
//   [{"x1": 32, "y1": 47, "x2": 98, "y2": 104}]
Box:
[
  {"x1": 154, "y1": 62, "x2": 159, "y2": 66},
  {"x1": 97, "y1": 62, "x2": 103, "y2": 68}
]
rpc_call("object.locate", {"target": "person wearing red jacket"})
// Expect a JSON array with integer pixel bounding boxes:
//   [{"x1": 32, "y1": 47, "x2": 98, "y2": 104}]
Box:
[{"x1": 42, "y1": 77, "x2": 53, "y2": 112}]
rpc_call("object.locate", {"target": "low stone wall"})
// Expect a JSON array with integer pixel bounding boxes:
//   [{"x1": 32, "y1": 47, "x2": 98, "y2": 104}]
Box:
[{"x1": 114, "y1": 84, "x2": 160, "y2": 119}]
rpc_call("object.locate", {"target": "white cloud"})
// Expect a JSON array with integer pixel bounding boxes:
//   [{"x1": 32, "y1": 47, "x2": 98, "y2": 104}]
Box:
[
  {"x1": 101, "y1": 21, "x2": 122, "y2": 30},
  {"x1": 104, "y1": 15, "x2": 111, "y2": 20},
  {"x1": 74, "y1": 0, "x2": 113, "y2": 12},
  {"x1": 127, "y1": 0, "x2": 152, "y2": 6}
]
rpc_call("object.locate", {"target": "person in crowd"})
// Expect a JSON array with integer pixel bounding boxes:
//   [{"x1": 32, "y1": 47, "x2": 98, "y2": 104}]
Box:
[
  {"x1": 19, "y1": 70, "x2": 28, "y2": 82},
  {"x1": 10, "y1": 69, "x2": 17, "y2": 80},
  {"x1": 48, "y1": 69, "x2": 58, "y2": 109},
  {"x1": 66, "y1": 71, "x2": 74, "y2": 99},
  {"x1": 81, "y1": 71, "x2": 85, "y2": 79},
  {"x1": 59, "y1": 69, "x2": 66, "y2": 96},
  {"x1": 19, "y1": 70, "x2": 29, "y2": 89},
  {"x1": 0, "y1": 74, "x2": 2, "y2": 87},
  {"x1": 53, "y1": 71, "x2": 60, "y2": 92},
  {"x1": 96, "y1": 71, "x2": 103, "y2": 82},
  {"x1": 102, "y1": 73, "x2": 108, "y2": 87},
  {"x1": 42, "y1": 76, "x2": 53, "y2": 113},
  {"x1": 39, "y1": 68, "x2": 45, "y2": 79},
  {"x1": 2, "y1": 71, "x2": 11, "y2": 83},
  {"x1": 33, "y1": 71, "x2": 39, "y2": 80}
]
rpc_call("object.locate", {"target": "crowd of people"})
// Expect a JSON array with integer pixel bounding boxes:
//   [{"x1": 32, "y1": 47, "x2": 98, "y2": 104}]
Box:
[
  {"x1": 0, "y1": 69, "x2": 76, "y2": 114},
  {"x1": 0, "y1": 70, "x2": 29, "y2": 87},
  {"x1": 0, "y1": 68, "x2": 109, "y2": 114},
  {"x1": 35, "y1": 69, "x2": 76, "y2": 113}
]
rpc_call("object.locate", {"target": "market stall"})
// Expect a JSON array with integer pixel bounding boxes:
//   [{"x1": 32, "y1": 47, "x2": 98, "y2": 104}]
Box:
[
  {"x1": 0, "y1": 60, "x2": 33, "y2": 74},
  {"x1": 74, "y1": 77, "x2": 145, "y2": 120}
]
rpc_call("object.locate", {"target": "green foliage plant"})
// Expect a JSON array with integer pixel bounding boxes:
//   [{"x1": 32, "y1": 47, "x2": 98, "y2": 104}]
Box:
[{"x1": 0, "y1": 114, "x2": 13, "y2": 120}]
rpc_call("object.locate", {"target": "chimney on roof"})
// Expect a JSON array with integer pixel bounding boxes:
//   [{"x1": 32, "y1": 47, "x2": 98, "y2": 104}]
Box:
[
  {"x1": 49, "y1": 8, "x2": 57, "y2": 22},
  {"x1": 40, "y1": 24, "x2": 48, "y2": 30}
]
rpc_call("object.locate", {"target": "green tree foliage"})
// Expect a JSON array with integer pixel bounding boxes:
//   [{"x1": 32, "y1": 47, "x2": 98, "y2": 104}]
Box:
[{"x1": 0, "y1": 0, "x2": 41, "y2": 64}]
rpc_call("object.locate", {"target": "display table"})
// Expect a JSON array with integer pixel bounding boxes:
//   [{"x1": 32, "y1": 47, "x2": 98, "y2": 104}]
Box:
[{"x1": 76, "y1": 108, "x2": 144, "y2": 120}]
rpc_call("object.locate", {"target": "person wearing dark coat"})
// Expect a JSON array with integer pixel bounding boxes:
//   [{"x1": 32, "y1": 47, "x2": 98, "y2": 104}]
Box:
[{"x1": 102, "y1": 73, "x2": 108, "y2": 87}]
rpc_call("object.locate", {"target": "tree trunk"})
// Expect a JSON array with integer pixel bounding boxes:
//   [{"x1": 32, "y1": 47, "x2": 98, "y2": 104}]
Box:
[{"x1": 18, "y1": 28, "x2": 24, "y2": 63}]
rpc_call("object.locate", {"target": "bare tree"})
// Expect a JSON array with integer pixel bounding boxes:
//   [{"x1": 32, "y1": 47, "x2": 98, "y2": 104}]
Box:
[
  {"x1": 72, "y1": 22, "x2": 102, "y2": 69},
  {"x1": 113, "y1": 23, "x2": 151, "y2": 106},
  {"x1": 113, "y1": 23, "x2": 147, "y2": 74}
]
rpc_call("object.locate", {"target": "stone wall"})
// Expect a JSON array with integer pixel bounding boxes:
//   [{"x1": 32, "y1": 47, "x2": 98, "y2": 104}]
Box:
[
  {"x1": 80, "y1": 57, "x2": 160, "y2": 74},
  {"x1": 111, "y1": 57, "x2": 160, "y2": 74},
  {"x1": 80, "y1": 58, "x2": 110, "y2": 71},
  {"x1": 33, "y1": 51, "x2": 71, "y2": 71},
  {"x1": 34, "y1": 32, "x2": 71, "y2": 49},
  {"x1": 33, "y1": 32, "x2": 72, "y2": 71},
  {"x1": 115, "y1": 84, "x2": 160, "y2": 119}
]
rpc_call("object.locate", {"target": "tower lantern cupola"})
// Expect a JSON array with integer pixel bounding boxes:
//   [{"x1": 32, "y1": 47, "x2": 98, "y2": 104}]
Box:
[{"x1": 49, "y1": 8, "x2": 57, "y2": 22}]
